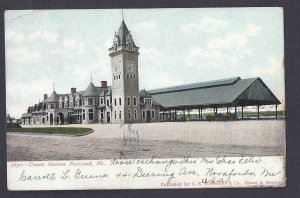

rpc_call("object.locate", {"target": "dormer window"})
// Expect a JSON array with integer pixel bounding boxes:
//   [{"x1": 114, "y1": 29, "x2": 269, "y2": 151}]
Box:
[
  {"x1": 114, "y1": 42, "x2": 117, "y2": 50},
  {"x1": 129, "y1": 43, "x2": 133, "y2": 51},
  {"x1": 144, "y1": 98, "x2": 152, "y2": 106},
  {"x1": 88, "y1": 98, "x2": 94, "y2": 105}
]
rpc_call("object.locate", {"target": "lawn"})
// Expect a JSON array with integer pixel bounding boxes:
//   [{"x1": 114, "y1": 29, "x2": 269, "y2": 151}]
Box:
[{"x1": 7, "y1": 127, "x2": 93, "y2": 136}]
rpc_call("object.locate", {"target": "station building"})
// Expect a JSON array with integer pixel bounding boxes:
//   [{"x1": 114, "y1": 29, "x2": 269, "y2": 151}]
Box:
[{"x1": 21, "y1": 20, "x2": 281, "y2": 125}]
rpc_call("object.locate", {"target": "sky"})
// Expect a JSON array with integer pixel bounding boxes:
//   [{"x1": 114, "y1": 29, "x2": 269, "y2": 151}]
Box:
[{"x1": 5, "y1": 8, "x2": 285, "y2": 118}]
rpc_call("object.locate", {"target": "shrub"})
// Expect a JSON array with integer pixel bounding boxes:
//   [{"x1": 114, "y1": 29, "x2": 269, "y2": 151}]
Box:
[{"x1": 7, "y1": 123, "x2": 22, "y2": 129}]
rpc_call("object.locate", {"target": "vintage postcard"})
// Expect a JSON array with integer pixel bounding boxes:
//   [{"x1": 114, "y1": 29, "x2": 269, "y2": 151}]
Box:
[{"x1": 5, "y1": 8, "x2": 285, "y2": 190}]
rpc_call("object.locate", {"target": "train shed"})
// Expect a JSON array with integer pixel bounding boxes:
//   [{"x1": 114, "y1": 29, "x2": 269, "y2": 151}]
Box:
[{"x1": 148, "y1": 77, "x2": 281, "y2": 121}]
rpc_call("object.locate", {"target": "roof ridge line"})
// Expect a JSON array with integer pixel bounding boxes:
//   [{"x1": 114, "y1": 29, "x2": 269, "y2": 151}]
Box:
[{"x1": 148, "y1": 77, "x2": 241, "y2": 94}]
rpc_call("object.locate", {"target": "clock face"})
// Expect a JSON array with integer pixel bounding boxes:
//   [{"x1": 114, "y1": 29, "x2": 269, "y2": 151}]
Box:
[
  {"x1": 112, "y1": 58, "x2": 121, "y2": 73},
  {"x1": 126, "y1": 61, "x2": 135, "y2": 73}
]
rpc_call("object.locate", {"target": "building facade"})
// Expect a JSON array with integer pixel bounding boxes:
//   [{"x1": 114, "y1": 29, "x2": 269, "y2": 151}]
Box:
[{"x1": 21, "y1": 20, "x2": 161, "y2": 125}]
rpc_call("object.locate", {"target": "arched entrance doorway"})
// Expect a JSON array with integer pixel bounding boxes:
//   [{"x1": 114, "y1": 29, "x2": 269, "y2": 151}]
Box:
[
  {"x1": 57, "y1": 112, "x2": 64, "y2": 125},
  {"x1": 107, "y1": 112, "x2": 110, "y2": 123},
  {"x1": 42, "y1": 117, "x2": 45, "y2": 124},
  {"x1": 146, "y1": 110, "x2": 151, "y2": 123},
  {"x1": 50, "y1": 113, "x2": 53, "y2": 125}
]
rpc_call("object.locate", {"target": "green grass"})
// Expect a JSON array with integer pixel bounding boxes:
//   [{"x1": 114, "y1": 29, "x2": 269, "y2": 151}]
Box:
[{"x1": 7, "y1": 127, "x2": 93, "y2": 136}]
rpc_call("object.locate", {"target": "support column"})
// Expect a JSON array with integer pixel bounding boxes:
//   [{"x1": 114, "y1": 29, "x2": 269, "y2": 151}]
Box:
[
  {"x1": 169, "y1": 110, "x2": 172, "y2": 121},
  {"x1": 187, "y1": 109, "x2": 190, "y2": 121},
  {"x1": 227, "y1": 107, "x2": 229, "y2": 115},
  {"x1": 183, "y1": 110, "x2": 186, "y2": 122},
  {"x1": 163, "y1": 111, "x2": 165, "y2": 122},
  {"x1": 198, "y1": 108, "x2": 201, "y2": 120},
  {"x1": 175, "y1": 110, "x2": 177, "y2": 121},
  {"x1": 235, "y1": 106, "x2": 237, "y2": 119},
  {"x1": 200, "y1": 109, "x2": 203, "y2": 120},
  {"x1": 257, "y1": 105, "x2": 260, "y2": 119},
  {"x1": 275, "y1": 104, "x2": 278, "y2": 118},
  {"x1": 241, "y1": 106, "x2": 244, "y2": 119}
]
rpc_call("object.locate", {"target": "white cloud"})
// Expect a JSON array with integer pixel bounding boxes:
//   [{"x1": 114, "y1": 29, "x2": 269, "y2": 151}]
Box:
[
  {"x1": 6, "y1": 80, "x2": 53, "y2": 117},
  {"x1": 135, "y1": 22, "x2": 158, "y2": 30},
  {"x1": 252, "y1": 57, "x2": 284, "y2": 78},
  {"x1": 28, "y1": 30, "x2": 58, "y2": 43},
  {"x1": 6, "y1": 30, "x2": 59, "y2": 45},
  {"x1": 50, "y1": 38, "x2": 85, "y2": 56},
  {"x1": 186, "y1": 47, "x2": 224, "y2": 64},
  {"x1": 180, "y1": 17, "x2": 228, "y2": 34},
  {"x1": 141, "y1": 70, "x2": 179, "y2": 90},
  {"x1": 139, "y1": 47, "x2": 161, "y2": 63},
  {"x1": 245, "y1": 24, "x2": 259, "y2": 37},
  {"x1": 7, "y1": 47, "x2": 41, "y2": 63},
  {"x1": 104, "y1": 38, "x2": 113, "y2": 48},
  {"x1": 5, "y1": 30, "x2": 25, "y2": 43},
  {"x1": 187, "y1": 23, "x2": 258, "y2": 66}
]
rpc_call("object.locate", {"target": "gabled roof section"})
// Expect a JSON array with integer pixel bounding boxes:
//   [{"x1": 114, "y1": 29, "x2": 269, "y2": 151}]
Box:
[
  {"x1": 82, "y1": 83, "x2": 98, "y2": 97},
  {"x1": 150, "y1": 77, "x2": 280, "y2": 109},
  {"x1": 21, "y1": 113, "x2": 32, "y2": 118},
  {"x1": 233, "y1": 78, "x2": 281, "y2": 105},
  {"x1": 44, "y1": 91, "x2": 60, "y2": 103},
  {"x1": 82, "y1": 83, "x2": 108, "y2": 97},
  {"x1": 139, "y1": 89, "x2": 152, "y2": 98},
  {"x1": 148, "y1": 77, "x2": 241, "y2": 94},
  {"x1": 117, "y1": 20, "x2": 130, "y2": 45}
]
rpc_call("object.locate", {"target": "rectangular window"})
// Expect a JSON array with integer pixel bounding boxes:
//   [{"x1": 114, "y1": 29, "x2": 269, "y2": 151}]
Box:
[
  {"x1": 100, "y1": 109, "x2": 104, "y2": 120},
  {"x1": 119, "y1": 110, "x2": 122, "y2": 119},
  {"x1": 119, "y1": 98, "x2": 121, "y2": 106},
  {"x1": 144, "y1": 98, "x2": 152, "y2": 106},
  {"x1": 83, "y1": 109, "x2": 85, "y2": 120},
  {"x1": 142, "y1": 111, "x2": 145, "y2": 119},
  {"x1": 88, "y1": 98, "x2": 93, "y2": 105},
  {"x1": 100, "y1": 97, "x2": 104, "y2": 105},
  {"x1": 127, "y1": 74, "x2": 129, "y2": 79},
  {"x1": 114, "y1": 111, "x2": 117, "y2": 119},
  {"x1": 106, "y1": 99, "x2": 110, "y2": 106},
  {"x1": 133, "y1": 97, "x2": 137, "y2": 106},
  {"x1": 88, "y1": 109, "x2": 94, "y2": 120},
  {"x1": 128, "y1": 110, "x2": 131, "y2": 119},
  {"x1": 130, "y1": 75, "x2": 132, "y2": 79},
  {"x1": 127, "y1": 97, "x2": 131, "y2": 106},
  {"x1": 51, "y1": 104, "x2": 54, "y2": 109},
  {"x1": 114, "y1": 98, "x2": 117, "y2": 106},
  {"x1": 134, "y1": 109, "x2": 137, "y2": 119},
  {"x1": 152, "y1": 111, "x2": 155, "y2": 119}
]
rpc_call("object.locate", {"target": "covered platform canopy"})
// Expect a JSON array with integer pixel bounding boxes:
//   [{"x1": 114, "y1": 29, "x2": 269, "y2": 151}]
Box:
[{"x1": 148, "y1": 77, "x2": 281, "y2": 120}]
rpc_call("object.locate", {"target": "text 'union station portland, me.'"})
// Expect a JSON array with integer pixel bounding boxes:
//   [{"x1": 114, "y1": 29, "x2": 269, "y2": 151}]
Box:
[{"x1": 21, "y1": 19, "x2": 281, "y2": 125}]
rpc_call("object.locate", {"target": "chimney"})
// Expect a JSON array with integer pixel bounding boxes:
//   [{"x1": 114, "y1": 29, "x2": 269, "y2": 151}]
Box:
[
  {"x1": 71, "y1": 87, "x2": 76, "y2": 94},
  {"x1": 44, "y1": 94, "x2": 48, "y2": 100},
  {"x1": 101, "y1": 81, "x2": 107, "y2": 88}
]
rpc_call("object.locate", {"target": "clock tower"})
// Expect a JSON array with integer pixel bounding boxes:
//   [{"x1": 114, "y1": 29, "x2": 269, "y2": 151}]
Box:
[{"x1": 109, "y1": 20, "x2": 140, "y2": 124}]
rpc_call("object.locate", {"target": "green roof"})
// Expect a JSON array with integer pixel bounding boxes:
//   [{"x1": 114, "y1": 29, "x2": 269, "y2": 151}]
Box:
[
  {"x1": 148, "y1": 77, "x2": 241, "y2": 94},
  {"x1": 149, "y1": 77, "x2": 280, "y2": 109}
]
